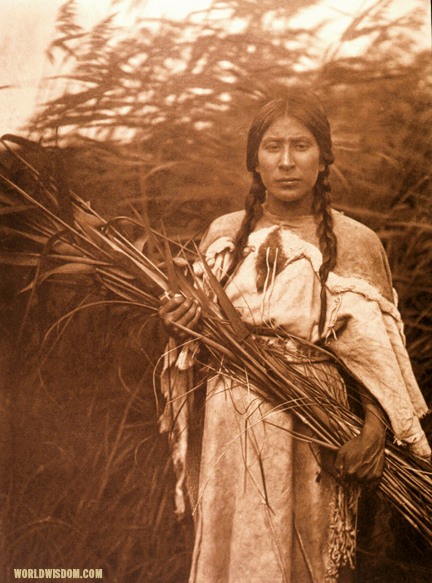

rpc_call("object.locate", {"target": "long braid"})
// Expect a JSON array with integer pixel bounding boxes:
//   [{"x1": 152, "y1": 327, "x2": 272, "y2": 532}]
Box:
[
  {"x1": 313, "y1": 167, "x2": 337, "y2": 338},
  {"x1": 231, "y1": 171, "x2": 266, "y2": 268}
]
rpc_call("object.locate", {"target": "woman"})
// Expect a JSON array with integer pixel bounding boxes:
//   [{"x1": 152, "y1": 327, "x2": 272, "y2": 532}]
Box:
[{"x1": 159, "y1": 89, "x2": 431, "y2": 583}]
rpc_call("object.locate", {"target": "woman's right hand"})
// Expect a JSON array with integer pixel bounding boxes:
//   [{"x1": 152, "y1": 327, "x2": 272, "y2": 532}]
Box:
[{"x1": 158, "y1": 293, "x2": 201, "y2": 340}]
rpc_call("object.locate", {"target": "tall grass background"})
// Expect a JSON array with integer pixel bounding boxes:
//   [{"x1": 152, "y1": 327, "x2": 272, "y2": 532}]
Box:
[{"x1": 1, "y1": 0, "x2": 431, "y2": 581}]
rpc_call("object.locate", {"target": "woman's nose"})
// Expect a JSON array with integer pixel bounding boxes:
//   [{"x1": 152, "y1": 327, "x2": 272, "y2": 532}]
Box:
[{"x1": 278, "y1": 146, "x2": 294, "y2": 169}]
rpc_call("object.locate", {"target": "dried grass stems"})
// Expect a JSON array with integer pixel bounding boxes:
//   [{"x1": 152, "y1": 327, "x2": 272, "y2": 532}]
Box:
[{"x1": 1, "y1": 136, "x2": 431, "y2": 548}]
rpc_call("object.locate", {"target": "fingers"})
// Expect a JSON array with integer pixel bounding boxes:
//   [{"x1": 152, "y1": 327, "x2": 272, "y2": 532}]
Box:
[
  {"x1": 173, "y1": 300, "x2": 200, "y2": 331},
  {"x1": 334, "y1": 457, "x2": 368, "y2": 484},
  {"x1": 159, "y1": 293, "x2": 183, "y2": 310},
  {"x1": 333, "y1": 439, "x2": 385, "y2": 487},
  {"x1": 187, "y1": 302, "x2": 202, "y2": 330},
  {"x1": 159, "y1": 295, "x2": 190, "y2": 320},
  {"x1": 158, "y1": 293, "x2": 201, "y2": 339}
]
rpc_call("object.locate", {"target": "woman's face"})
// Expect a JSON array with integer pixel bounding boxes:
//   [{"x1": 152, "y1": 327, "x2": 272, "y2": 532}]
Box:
[{"x1": 255, "y1": 115, "x2": 324, "y2": 215}]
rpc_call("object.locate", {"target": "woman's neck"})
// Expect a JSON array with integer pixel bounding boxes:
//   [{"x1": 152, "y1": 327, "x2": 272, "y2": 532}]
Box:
[{"x1": 265, "y1": 190, "x2": 314, "y2": 219}]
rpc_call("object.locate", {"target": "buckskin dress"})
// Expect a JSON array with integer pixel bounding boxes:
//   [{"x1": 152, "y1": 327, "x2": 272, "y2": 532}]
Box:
[{"x1": 160, "y1": 205, "x2": 431, "y2": 583}]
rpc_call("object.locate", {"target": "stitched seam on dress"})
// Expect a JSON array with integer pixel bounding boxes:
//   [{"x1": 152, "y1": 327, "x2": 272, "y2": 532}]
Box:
[{"x1": 326, "y1": 275, "x2": 400, "y2": 321}]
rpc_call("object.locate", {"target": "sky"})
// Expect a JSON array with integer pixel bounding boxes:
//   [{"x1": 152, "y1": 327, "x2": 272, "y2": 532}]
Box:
[
  {"x1": 0, "y1": 0, "x2": 111, "y2": 135},
  {"x1": 0, "y1": 0, "x2": 430, "y2": 136}
]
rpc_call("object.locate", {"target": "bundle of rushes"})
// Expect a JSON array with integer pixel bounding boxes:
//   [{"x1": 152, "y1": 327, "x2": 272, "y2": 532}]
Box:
[{"x1": 1, "y1": 135, "x2": 431, "y2": 546}]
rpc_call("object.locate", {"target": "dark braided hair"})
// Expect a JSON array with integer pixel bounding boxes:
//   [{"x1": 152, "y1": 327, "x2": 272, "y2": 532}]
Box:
[
  {"x1": 233, "y1": 88, "x2": 337, "y2": 338},
  {"x1": 313, "y1": 166, "x2": 337, "y2": 337},
  {"x1": 230, "y1": 171, "x2": 266, "y2": 267}
]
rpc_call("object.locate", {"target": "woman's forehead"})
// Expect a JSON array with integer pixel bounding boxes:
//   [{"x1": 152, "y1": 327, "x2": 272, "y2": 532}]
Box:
[{"x1": 261, "y1": 115, "x2": 316, "y2": 141}]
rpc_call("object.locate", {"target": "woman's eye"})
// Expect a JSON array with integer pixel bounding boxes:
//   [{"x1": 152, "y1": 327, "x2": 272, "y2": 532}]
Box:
[
  {"x1": 294, "y1": 142, "x2": 310, "y2": 151},
  {"x1": 265, "y1": 144, "x2": 280, "y2": 152}
]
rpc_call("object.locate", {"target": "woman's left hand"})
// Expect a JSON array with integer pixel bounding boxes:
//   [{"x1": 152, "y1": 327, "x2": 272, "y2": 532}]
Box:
[{"x1": 334, "y1": 420, "x2": 386, "y2": 489}]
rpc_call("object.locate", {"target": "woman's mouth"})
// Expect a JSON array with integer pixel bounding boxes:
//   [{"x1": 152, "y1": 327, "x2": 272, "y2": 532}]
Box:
[{"x1": 276, "y1": 178, "x2": 300, "y2": 185}]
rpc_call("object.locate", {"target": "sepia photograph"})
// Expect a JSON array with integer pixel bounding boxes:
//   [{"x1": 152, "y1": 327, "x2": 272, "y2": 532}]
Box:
[{"x1": 1, "y1": 0, "x2": 431, "y2": 581}]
